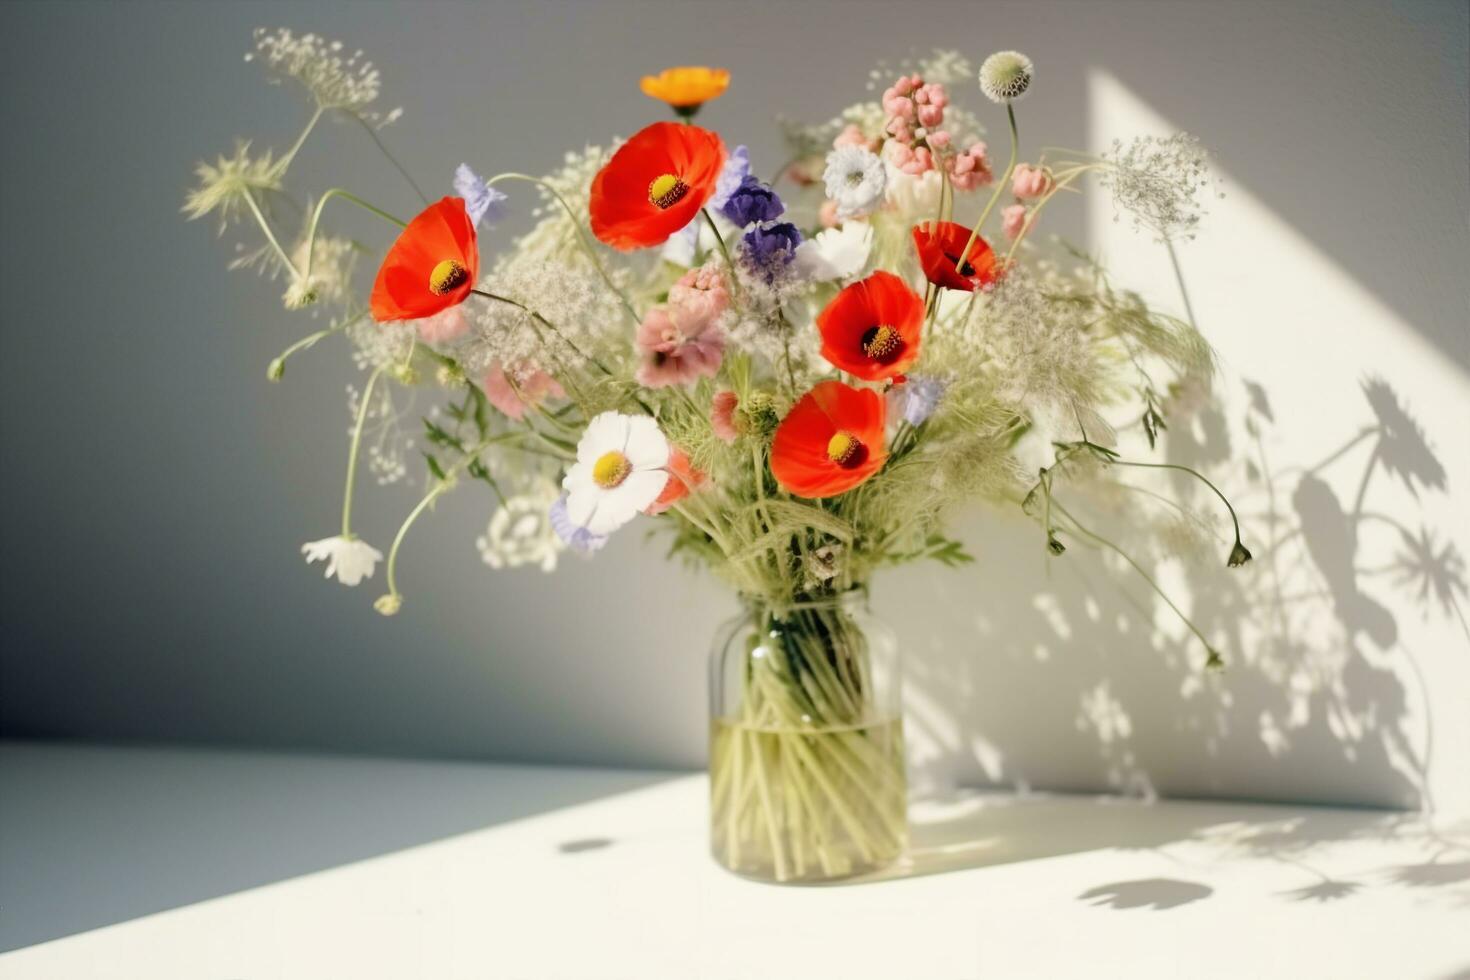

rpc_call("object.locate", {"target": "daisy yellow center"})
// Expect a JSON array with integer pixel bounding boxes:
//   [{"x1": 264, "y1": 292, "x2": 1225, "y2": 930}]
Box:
[
  {"x1": 826, "y1": 431, "x2": 866, "y2": 468},
  {"x1": 428, "y1": 259, "x2": 468, "y2": 296},
  {"x1": 592, "y1": 450, "x2": 633, "y2": 489},
  {"x1": 648, "y1": 173, "x2": 689, "y2": 209},
  {"x1": 861, "y1": 324, "x2": 904, "y2": 362}
]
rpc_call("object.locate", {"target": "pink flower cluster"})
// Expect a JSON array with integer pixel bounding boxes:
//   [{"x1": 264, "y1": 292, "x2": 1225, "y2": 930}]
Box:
[
  {"x1": 635, "y1": 264, "x2": 729, "y2": 388},
  {"x1": 482, "y1": 361, "x2": 564, "y2": 421},
  {"x1": 879, "y1": 74, "x2": 993, "y2": 190},
  {"x1": 1002, "y1": 164, "x2": 1054, "y2": 240},
  {"x1": 881, "y1": 74, "x2": 948, "y2": 142}
]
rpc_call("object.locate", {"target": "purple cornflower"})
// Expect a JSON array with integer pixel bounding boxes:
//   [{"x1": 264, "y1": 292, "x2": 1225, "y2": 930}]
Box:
[
  {"x1": 898, "y1": 375, "x2": 947, "y2": 425},
  {"x1": 453, "y1": 164, "x2": 508, "y2": 227},
  {"x1": 720, "y1": 175, "x2": 785, "y2": 227},
  {"x1": 550, "y1": 494, "x2": 609, "y2": 555},
  {"x1": 741, "y1": 222, "x2": 802, "y2": 283},
  {"x1": 711, "y1": 145, "x2": 751, "y2": 210}
]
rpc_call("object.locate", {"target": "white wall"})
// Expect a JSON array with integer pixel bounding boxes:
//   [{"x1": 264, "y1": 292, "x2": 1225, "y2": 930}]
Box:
[
  {"x1": 886, "y1": 65, "x2": 1470, "y2": 815},
  {"x1": 3, "y1": 0, "x2": 1465, "y2": 811}
]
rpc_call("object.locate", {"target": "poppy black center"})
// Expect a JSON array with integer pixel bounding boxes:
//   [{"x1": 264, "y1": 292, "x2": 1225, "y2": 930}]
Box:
[{"x1": 943, "y1": 252, "x2": 976, "y2": 277}]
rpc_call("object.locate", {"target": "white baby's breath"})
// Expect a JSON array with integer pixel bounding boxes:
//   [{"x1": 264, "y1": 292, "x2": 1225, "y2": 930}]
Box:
[
  {"x1": 1099, "y1": 134, "x2": 1214, "y2": 241},
  {"x1": 247, "y1": 27, "x2": 389, "y2": 118}
]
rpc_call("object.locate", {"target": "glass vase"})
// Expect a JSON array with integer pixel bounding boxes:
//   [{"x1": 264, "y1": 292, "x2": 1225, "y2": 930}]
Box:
[{"x1": 708, "y1": 588, "x2": 907, "y2": 883}]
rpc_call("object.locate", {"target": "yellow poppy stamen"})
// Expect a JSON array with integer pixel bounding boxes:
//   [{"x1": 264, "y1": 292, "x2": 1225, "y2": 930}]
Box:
[
  {"x1": 428, "y1": 259, "x2": 468, "y2": 296},
  {"x1": 648, "y1": 173, "x2": 689, "y2": 210},
  {"x1": 861, "y1": 325, "x2": 903, "y2": 362},
  {"x1": 592, "y1": 450, "x2": 633, "y2": 489},
  {"x1": 826, "y1": 431, "x2": 865, "y2": 468}
]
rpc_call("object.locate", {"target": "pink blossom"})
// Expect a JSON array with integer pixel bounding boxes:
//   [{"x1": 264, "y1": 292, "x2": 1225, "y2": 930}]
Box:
[
  {"x1": 710, "y1": 390, "x2": 740, "y2": 443},
  {"x1": 833, "y1": 124, "x2": 869, "y2": 149},
  {"x1": 886, "y1": 142, "x2": 936, "y2": 176},
  {"x1": 666, "y1": 264, "x2": 730, "y2": 334},
  {"x1": 913, "y1": 82, "x2": 947, "y2": 128},
  {"x1": 635, "y1": 306, "x2": 724, "y2": 388},
  {"x1": 1012, "y1": 164, "x2": 1052, "y2": 200},
  {"x1": 947, "y1": 142, "x2": 994, "y2": 191},
  {"x1": 927, "y1": 130, "x2": 952, "y2": 151},
  {"x1": 415, "y1": 306, "x2": 469, "y2": 345},
  {"x1": 481, "y1": 361, "x2": 565, "y2": 421},
  {"x1": 818, "y1": 200, "x2": 841, "y2": 228},
  {"x1": 1002, "y1": 203, "x2": 1028, "y2": 240}
]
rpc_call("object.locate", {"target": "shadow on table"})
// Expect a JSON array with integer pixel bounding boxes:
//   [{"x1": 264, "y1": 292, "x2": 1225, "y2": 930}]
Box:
[
  {"x1": 839, "y1": 791, "x2": 1470, "y2": 908},
  {"x1": 0, "y1": 741, "x2": 674, "y2": 953}
]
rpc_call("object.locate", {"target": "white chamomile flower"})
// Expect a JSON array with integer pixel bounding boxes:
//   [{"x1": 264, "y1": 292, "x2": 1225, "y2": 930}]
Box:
[
  {"x1": 301, "y1": 535, "x2": 383, "y2": 586},
  {"x1": 978, "y1": 51, "x2": 1033, "y2": 104},
  {"x1": 476, "y1": 487, "x2": 563, "y2": 573},
  {"x1": 822, "y1": 145, "x2": 886, "y2": 220},
  {"x1": 563, "y1": 412, "x2": 670, "y2": 535},
  {"x1": 794, "y1": 221, "x2": 874, "y2": 282}
]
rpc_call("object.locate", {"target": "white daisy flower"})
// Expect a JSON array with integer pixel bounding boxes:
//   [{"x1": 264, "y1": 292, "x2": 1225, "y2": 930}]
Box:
[
  {"x1": 822, "y1": 146, "x2": 886, "y2": 220},
  {"x1": 301, "y1": 535, "x2": 383, "y2": 586},
  {"x1": 563, "y1": 412, "x2": 670, "y2": 535},
  {"x1": 794, "y1": 221, "x2": 874, "y2": 281}
]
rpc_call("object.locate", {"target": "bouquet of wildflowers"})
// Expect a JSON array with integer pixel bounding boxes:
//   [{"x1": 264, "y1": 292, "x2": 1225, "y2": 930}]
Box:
[{"x1": 187, "y1": 34, "x2": 1247, "y2": 881}]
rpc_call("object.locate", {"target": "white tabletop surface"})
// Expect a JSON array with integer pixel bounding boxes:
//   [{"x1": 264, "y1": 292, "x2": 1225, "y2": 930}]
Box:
[{"x1": 2, "y1": 741, "x2": 1468, "y2": 979}]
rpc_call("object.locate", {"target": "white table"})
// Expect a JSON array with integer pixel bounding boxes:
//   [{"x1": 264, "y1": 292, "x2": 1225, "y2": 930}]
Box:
[{"x1": 2, "y1": 741, "x2": 1467, "y2": 979}]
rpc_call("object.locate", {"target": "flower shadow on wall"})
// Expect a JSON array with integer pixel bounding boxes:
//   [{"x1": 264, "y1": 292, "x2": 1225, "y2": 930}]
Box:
[
  {"x1": 887, "y1": 372, "x2": 1465, "y2": 806},
  {"x1": 870, "y1": 372, "x2": 1470, "y2": 900}
]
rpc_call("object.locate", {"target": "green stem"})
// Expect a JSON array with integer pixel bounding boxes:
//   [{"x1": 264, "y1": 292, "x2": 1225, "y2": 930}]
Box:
[
  {"x1": 382, "y1": 439, "x2": 490, "y2": 603},
  {"x1": 349, "y1": 112, "x2": 430, "y2": 204},
  {"x1": 1052, "y1": 499, "x2": 1220, "y2": 666},
  {"x1": 242, "y1": 188, "x2": 300, "y2": 280},
  {"x1": 342, "y1": 366, "x2": 386, "y2": 538},
  {"x1": 269, "y1": 311, "x2": 363, "y2": 378},
  {"x1": 702, "y1": 207, "x2": 743, "y2": 302},
  {"x1": 1165, "y1": 239, "x2": 1199, "y2": 331},
  {"x1": 301, "y1": 189, "x2": 406, "y2": 284},
  {"x1": 276, "y1": 106, "x2": 324, "y2": 173},
  {"x1": 955, "y1": 102, "x2": 1018, "y2": 270},
  {"x1": 1104, "y1": 457, "x2": 1245, "y2": 548}
]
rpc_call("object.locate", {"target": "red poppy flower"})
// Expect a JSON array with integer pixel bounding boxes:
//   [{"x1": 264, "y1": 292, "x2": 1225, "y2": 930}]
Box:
[
  {"x1": 770, "y1": 381, "x2": 887, "y2": 499},
  {"x1": 816, "y1": 270, "x2": 924, "y2": 382},
  {"x1": 589, "y1": 122, "x2": 726, "y2": 251},
  {"x1": 370, "y1": 197, "x2": 479, "y2": 322},
  {"x1": 911, "y1": 221, "x2": 1001, "y2": 292},
  {"x1": 645, "y1": 447, "x2": 706, "y2": 515}
]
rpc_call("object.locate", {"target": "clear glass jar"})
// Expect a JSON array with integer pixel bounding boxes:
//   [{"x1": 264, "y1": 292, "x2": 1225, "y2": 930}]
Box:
[{"x1": 708, "y1": 588, "x2": 907, "y2": 883}]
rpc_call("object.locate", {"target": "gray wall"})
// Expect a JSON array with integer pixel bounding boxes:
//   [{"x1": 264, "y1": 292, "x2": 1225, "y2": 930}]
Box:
[{"x1": 2, "y1": 2, "x2": 1466, "y2": 803}]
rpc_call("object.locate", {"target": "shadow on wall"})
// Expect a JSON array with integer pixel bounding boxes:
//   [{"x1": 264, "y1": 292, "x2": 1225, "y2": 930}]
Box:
[{"x1": 883, "y1": 373, "x2": 1465, "y2": 810}]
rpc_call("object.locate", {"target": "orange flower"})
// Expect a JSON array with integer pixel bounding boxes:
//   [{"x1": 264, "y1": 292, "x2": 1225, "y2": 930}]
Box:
[
  {"x1": 911, "y1": 221, "x2": 1001, "y2": 292},
  {"x1": 770, "y1": 381, "x2": 887, "y2": 499},
  {"x1": 590, "y1": 122, "x2": 726, "y2": 251},
  {"x1": 370, "y1": 197, "x2": 479, "y2": 322},
  {"x1": 816, "y1": 270, "x2": 924, "y2": 382},
  {"x1": 645, "y1": 447, "x2": 706, "y2": 515},
  {"x1": 640, "y1": 66, "x2": 730, "y2": 113}
]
